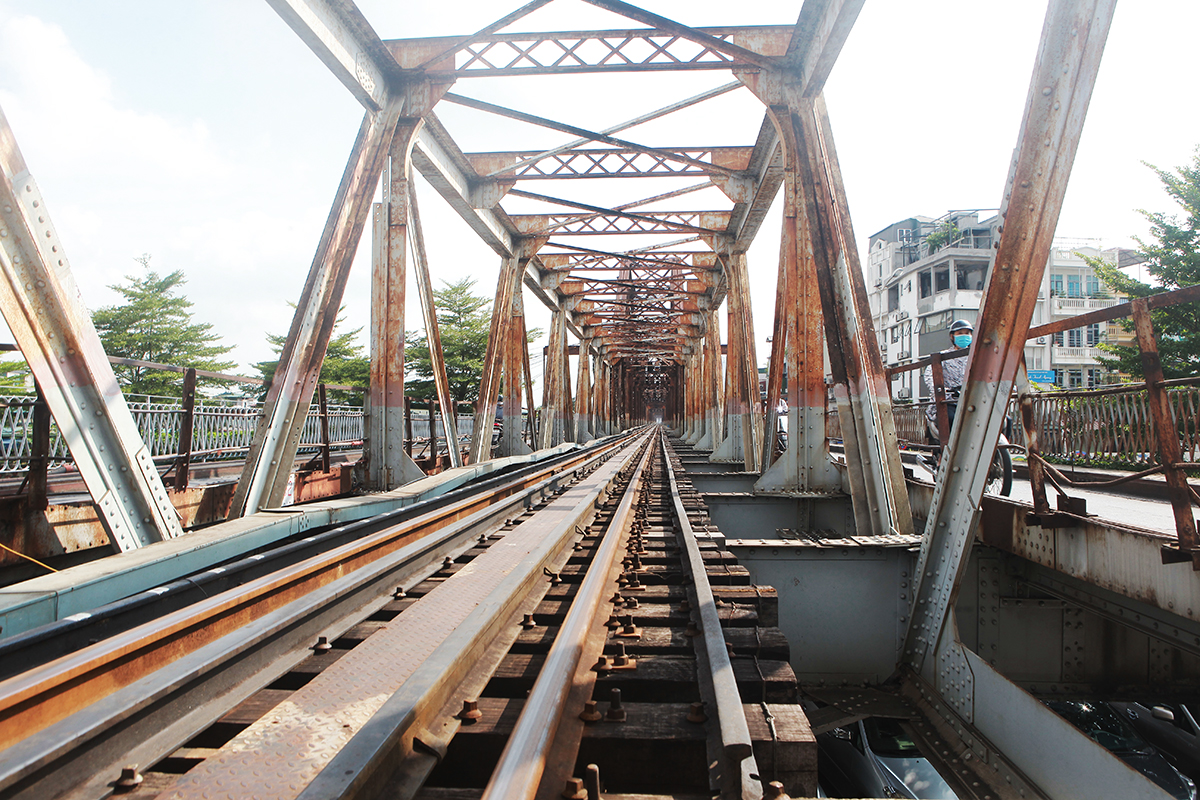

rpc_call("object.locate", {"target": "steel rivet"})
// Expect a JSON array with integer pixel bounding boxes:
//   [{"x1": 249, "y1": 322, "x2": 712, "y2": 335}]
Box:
[{"x1": 458, "y1": 698, "x2": 482, "y2": 724}]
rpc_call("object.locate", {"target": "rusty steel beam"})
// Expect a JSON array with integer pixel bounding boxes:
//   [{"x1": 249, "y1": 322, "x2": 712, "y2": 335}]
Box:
[
  {"x1": 387, "y1": 26, "x2": 792, "y2": 77},
  {"x1": 443, "y1": 93, "x2": 741, "y2": 178},
  {"x1": 1130, "y1": 298, "x2": 1199, "y2": 560},
  {"x1": 232, "y1": 98, "x2": 407, "y2": 517},
  {"x1": 412, "y1": 116, "x2": 515, "y2": 258},
  {"x1": 471, "y1": 146, "x2": 753, "y2": 180},
  {"x1": 263, "y1": 0, "x2": 399, "y2": 110},
  {"x1": 469, "y1": 250, "x2": 523, "y2": 462},
  {"x1": 407, "y1": 173, "x2": 462, "y2": 468},
  {"x1": 539, "y1": 309, "x2": 573, "y2": 449},
  {"x1": 0, "y1": 106, "x2": 183, "y2": 550},
  {"x1": 478, "y1": 81, "x2": 743, "y2": 179},
  {"x1": 513, "y1": 211, "x2": 730, "y2": 237},
  {"x1": 793, "y1": 94, "x2": 911, "y2": 536},
  {"x1": 576, "y1": 3, "x2": 781, "y2": 71},
  {"x1": 366, "y1": 123, "x2": 427, "y2": 491},
  {"x1": 903, "y1": 0, "x2": 1117, "y2": 678}
]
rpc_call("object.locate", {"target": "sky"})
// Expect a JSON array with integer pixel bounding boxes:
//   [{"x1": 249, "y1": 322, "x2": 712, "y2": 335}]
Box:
[{"x1": 0, "y1": 0, "x2": 1196, "y2": 391}]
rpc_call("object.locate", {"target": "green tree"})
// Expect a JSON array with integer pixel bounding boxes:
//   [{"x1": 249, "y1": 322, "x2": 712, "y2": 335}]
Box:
[
  {"x1": 255, "y1": 311, "x2": 368, "y2": 405},
  {"x1": 406, "y1": 278, "x2": 491, "y2": 404},
  {"x1": 1086, "y1": 148, "x2": 1200, "y2": 379},
  {"x1": 0, "y1": 356, "x2": 31, "y2": 394},
  {"x1": 93, "y1": 256, "x2": 236, "y2": 397},
  {"x1": 924, "y1": 220, "x2": 960, "y2": 253}
]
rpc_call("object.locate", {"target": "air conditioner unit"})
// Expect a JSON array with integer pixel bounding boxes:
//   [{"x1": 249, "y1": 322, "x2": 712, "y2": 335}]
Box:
[
  {"x1": 897, "y1": 311, "x2": 910, "y2": 320},
  {"x1": 898, "y1": 350, "x2": 911, "y2": 359},
  {"x1": 1036, "y1": 337, "x2": 1046, "y2": 344},
  {"x1": 897, "y1": 387, "x2": 912, "y2": 399}
]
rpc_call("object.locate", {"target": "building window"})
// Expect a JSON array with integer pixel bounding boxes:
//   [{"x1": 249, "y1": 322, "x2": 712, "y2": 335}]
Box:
[
  {"x1": 1068, "y1": 369, "x2": 1082, "y2": 388},
  {"x1": 1067, "y1": 275, "x2": 1081, "y2": 297},
  {"x1": 1053, "y1": 331, "x2": 1064, "y2": 347},
  {"x1": 1087, "y1": 323, "x2": 1100, "y2": 346},
  {"x1": 1050, "y1": 274, "x2": 1063, "y2": 296},
  {"x1": 935, "y1": 266, "x2": 950, "y2": 293},
  {"x1": 919, "y1": 271, "x2": 932, "y2": 298},
  {"x1": 956, "y1": 262, "x2": 987, "y2": 291},
  {"x1": 1053, "y1": 368, "x2": 1064, "y2": 386},
  {"x1": 1086, "y1": 368, "x2": 1101, "y2": 387},
  {"x1": 1086, "y1": 275, "x2": 1101, "y2": 296},
  {"x1": 888, "y1": 285, "x2": 900, "y2": 312},
  {"x1": 1068, "y1": 328, "x2": 1082, "y2": 347}
]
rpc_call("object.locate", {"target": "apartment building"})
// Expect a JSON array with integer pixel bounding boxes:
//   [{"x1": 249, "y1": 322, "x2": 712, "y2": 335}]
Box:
[{"x1": 866, "y1": 210, "x2": 1130, "y2": 402}]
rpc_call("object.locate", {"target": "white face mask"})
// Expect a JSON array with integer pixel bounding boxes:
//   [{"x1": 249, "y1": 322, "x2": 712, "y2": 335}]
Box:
[{"x1": 954, "y1": 333, "x2": 973, "y2": 349}]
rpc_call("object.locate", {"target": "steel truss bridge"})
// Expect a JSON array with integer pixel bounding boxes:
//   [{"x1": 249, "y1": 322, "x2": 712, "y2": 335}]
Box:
[{"x1": 1, "y1": 1, "x2": 1199, "y2": 799}]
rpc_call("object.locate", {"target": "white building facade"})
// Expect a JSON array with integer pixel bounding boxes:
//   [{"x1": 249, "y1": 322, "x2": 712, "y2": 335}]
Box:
[{"x1": 865, "y1": 210, "x2": 1128, "y2": 403}]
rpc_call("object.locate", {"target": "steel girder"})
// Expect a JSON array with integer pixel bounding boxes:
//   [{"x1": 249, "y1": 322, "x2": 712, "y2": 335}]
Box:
[
  {"x1": 897, "y1": 4, "x2": 1148, "y2": 797},
  {"x1": 0, "y1": 108, "x2": 182, "y2": 550},
  {"x1": 365, "y1": 124, "x2": 427, "y2": 491}
]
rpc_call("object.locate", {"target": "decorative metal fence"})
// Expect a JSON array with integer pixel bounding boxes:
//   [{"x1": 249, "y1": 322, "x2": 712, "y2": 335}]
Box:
[
  {"x1": 0, "y1": 394, "x2": 366, "y2": 473},
  {"x1": 832, "y1": 383, "x2": 1200, "y2": 468},
  {"x1": 1007, "y1": 381, "x2": 1200, "y2": 466}
]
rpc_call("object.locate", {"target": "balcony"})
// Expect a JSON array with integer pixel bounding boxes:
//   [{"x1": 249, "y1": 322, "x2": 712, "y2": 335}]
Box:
[
  {"x1": 1050, "y1": 295, "x2": 1119, "y2": 315},
  {"x1": 1051, "y1": 345, "x2": 1101, "y2": 364}
]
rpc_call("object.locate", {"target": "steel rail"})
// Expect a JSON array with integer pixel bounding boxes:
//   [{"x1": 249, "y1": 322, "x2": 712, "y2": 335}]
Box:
[
  {"x1": 481, "y1": 430, "x2": 657, "y2": 800},
  {"x1": 0, "y1": 432, "x2": 639, "y2": 763},
  {"x1": 0, "y1": 433, "x2": 626, "y2": 670},
  {"x1": 661, "y1": 432, "x2": 761, "y2": 800},
  {"x1": 285, "y1": 428, "x2": 658, "y2": 800}
]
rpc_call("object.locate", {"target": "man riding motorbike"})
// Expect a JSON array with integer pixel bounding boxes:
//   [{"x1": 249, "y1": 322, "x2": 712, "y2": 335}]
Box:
[{"x1": 923, "y1": 318, "x2": 973, "y2": 444}]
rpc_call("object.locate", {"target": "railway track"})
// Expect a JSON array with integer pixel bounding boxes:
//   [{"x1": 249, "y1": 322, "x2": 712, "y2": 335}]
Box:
[{"x1": 0, "y1": 428, "x2": 813, "y2": 799}]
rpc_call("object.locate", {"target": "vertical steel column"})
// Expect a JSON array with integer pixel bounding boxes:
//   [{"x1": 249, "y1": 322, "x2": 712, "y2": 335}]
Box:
[
  {"x1": 174, "y1": 368, "x2": 197, "y2": 492},
  {"x1": 469, "y1": 249, "x2": 523, "y2": 463},
  {"x1": 407, "y1": 176, "x2": 461, "y2": 468},
  {"x1": 712, "y1": 251, "x2": 760, "y2": 471},
  {"x1": 365, "y1": 122, "x2": 426, "y2": 491},
  {"x1": 540, "y1": 309, "x2": 572, "y2": 448},
  {"x1": 1131, "y1": 299, "x2": 1199, "y2": 557},
  {"x1": 317, "y1": 384, "x2": 331, "y2": 474},
  {"x1": 759, "y1": 236, "x2": 789, "y2": 471},
  {"x1": 0, "y1": 105, "x2": 181, "y2": 549},
  {"x1": 575, "y1": 338, "x2": 594, "y2": 442},
  {"x1": 904, "y1": 0, "x2": 1116, "y2": 679},
  {"x1": 755, "y1": 110, "x2": 838, "y2": 492},
  {"x1": 232, "y1": 98, "x2": 406, "y2": 516},
  {"x1": 695, "y1": 310, "x2": 722, "y2": 450},
  {"x1": 28, "y1": 388, "x2": 49, "y2": 511},
  {"x1": 501, "y1": 289, "x2": 533, "y2": 457}
]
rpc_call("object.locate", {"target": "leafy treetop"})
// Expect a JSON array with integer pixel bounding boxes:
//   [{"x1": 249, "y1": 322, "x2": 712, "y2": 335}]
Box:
[
  {"x1": 92, "y1": 256, "x2": 236, "y2": 397},
  {"x1": 1086, "y1": 147, "x2": 1200, "y2": 379}
]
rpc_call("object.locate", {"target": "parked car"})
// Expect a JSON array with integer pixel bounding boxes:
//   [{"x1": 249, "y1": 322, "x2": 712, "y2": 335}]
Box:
[
  {"x1": 817, "y1": 716, "x2": 958, "y2": 799},
  {"x1": 1045, "y1": 700, "x2": 1196, "y2": 800},
  {"x1": 1111, "y1": 701, "x2": 1200, "y2": 784}
]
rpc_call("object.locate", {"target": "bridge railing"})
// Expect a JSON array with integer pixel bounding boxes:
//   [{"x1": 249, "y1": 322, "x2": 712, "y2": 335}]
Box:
[
  {"x1": 881, "y1": 282, "x2": 1200, "y2": 553},
  {"x1": 0, "y1": 393, "x2": 366, "y2": 473}
]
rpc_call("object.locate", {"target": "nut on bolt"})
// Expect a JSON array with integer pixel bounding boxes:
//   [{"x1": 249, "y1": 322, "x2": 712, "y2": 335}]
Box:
[
  {"x1": 562, "y1": 777, "x2": 588, "y2": 799},
  {"x1": 687, "y1": 701, "x2": 707, "y2": 723},
  {"x1": 578, "y1": 700, "x2": 603, "y2": 723},
  {"x1": 605, "y1": 688, "x2": 626, "y2": 723},
  {"x1": 113, "y1": 765, "x2": 142, "y2": 792},
  {"x1": 521, "y1": 613, "x2": 537, "y2": 630},
  {"x1": 313, "y1": 636, "x2": 332, "y2": 652},
  {"x1": 458, "y1": 699, "x2": 483, "y2": 724}
]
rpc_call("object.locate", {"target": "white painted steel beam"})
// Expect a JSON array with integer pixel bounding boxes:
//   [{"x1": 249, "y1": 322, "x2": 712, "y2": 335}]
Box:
[
  {"x1": 231, "y1": 99, "x2": 406, "y2": 517},
  {"x1": 263, "y1": 0, "x2": 396, "y2": 110},
  {"x1": 0, "y1": 106, "x2": 182, "y2": 551}
]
